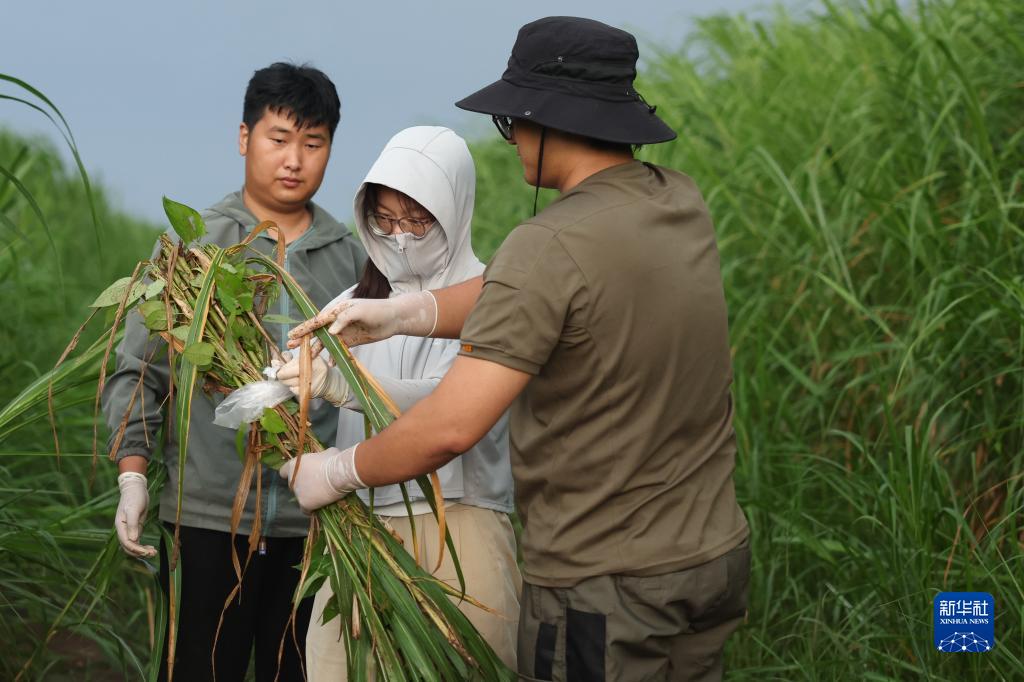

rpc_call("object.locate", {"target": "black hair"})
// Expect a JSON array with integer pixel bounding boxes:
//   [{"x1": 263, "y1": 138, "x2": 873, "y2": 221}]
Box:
[
  {"x1": 243, "y1": 62, "x2": 341, "y2": 139},
  {"x1": 353, "y1": 258, "x2": 392, "y2": 300}
]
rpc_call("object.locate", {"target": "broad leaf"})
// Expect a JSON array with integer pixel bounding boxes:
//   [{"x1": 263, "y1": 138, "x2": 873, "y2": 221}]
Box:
[
  {"x1": 260, "y1": 407, "x2": 287, "y2": 434},
  {"x1": 162, "y1": 196, "x2": 206, "y2": 243},
  {"x1": 90, "y1": 276, "x2": 146, "y2": 308},
  {"x1": 182, "y1": 341, "x2": 215, "y2": 368},
  {"x1": 138, "y1": 299, "x2": 168, "y2": 330},
  {"x1": 260, "y1": 450, "x2": 286, "y2": 469},
  {"x1": 145, "y1": 279, "x2": 165, "y2": 299}
]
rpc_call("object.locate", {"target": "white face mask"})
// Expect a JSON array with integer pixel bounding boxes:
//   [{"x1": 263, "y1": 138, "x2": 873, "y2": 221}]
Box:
[{"x1": 372, "y1": 224, "x2": 449, "y2": 288}]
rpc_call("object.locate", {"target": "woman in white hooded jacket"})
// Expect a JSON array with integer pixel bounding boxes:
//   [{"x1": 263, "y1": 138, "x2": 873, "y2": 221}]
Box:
[{"x1": 278, "y1": 126, "x2": 520, "y2": 678}]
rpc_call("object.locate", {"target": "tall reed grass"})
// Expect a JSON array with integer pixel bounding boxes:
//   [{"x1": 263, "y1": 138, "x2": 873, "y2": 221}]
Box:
[{"x1": 0, "y1": 124, "x2": 161, "y2": 677}]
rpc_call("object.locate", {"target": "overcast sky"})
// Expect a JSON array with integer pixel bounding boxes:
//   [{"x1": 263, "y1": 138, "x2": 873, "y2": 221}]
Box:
[{"x1": 3, "y1": 0, "x2": 774, "y2": 225}]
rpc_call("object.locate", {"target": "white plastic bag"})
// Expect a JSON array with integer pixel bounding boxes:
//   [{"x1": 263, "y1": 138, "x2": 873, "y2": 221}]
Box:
[{"x1": 213, "y1": 380, "x2": 294, "y2": 429}]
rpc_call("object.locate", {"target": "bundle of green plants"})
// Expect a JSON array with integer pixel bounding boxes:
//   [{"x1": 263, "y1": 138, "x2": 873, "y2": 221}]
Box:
[{"x1": 76, "y1": 198, "x2": 510, "y2": 681}]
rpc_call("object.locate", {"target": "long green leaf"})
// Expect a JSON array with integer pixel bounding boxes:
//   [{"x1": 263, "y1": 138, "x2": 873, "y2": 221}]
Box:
[
  {"x1": 0, "y1": 329, "x2": 119, "y2": 438},
  {"x1": 0, "y1": 72, "x2": 104, "y2": 261},
  {"x1": 13, "y1": 533, "x2": 123, "y2": 681},
  {"x1": 0, "y1": 165, "x2": 65, "y2": 305},
  {"x1": 172, "y1": 247, "x2": 223, "y2": 548}
]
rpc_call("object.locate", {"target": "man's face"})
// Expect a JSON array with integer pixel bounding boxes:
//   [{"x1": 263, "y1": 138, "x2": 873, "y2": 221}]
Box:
[{"x1": 238, "y1": 108, "x2": 332, "y2": 213}]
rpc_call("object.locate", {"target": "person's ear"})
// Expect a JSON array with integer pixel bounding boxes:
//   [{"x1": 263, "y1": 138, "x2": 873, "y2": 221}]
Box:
[{"x1": 238, "y1": 123, "x2": 250, "y2": 156}]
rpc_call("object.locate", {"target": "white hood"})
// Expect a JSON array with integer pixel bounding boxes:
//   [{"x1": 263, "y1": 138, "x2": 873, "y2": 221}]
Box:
[
  {"x1": 353, "y1": 126, "x2": 484, "y2": 293},
  {"x1": 334, "y1": 127, "x2": 513, "y2": 511}
]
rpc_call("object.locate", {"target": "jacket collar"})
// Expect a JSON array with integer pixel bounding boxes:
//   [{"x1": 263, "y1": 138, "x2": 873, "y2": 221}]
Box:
[{"x1": 206, "y1": 190, "x2": 353, "y2": 251}]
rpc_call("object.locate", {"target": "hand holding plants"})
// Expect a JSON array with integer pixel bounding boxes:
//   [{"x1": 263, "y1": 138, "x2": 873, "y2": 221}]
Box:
[
  {"x1": 278, "y1": 445, "x2": 364, "y2": 513},
  {"x1": 287, "y1": 290, "x2": 438, "y2": 348},
  {"x1": 275, "y1": 351, "x2": 351, "y2": 406}
]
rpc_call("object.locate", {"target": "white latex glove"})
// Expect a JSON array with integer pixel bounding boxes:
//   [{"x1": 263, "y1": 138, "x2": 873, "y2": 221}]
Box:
[
  {"x1": 287, "y1": 291, "x2": 437, "y2": 348},
  {"x1": 279, "y1": 445, "x2": 366, "y2": 513},
  {"x1": 275, "y1": 352, "x2": 350, "y2": 406},
  {"x1": 115, "y1": 472, "x2": 157, "y2": 558}
]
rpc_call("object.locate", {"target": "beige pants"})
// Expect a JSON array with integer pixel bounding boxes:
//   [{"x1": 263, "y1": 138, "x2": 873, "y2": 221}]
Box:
[{"x1": 306, "y1": 503, "x2": 522, "y2": 680}]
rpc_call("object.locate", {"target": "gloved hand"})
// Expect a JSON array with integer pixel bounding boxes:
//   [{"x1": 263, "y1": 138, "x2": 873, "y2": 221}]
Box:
[
  {"x1": 287, "y1": 291, "x2": 437, "y2": 348},
  {"x1": 274, "y1": 351, "x2": 350, "y2": 406},
  {"x1": 279, "y1": 445, "x2": 366, "y2": 513},
  {"x1": 115, "y1": 472, "x2": 157, "y2": 558}
]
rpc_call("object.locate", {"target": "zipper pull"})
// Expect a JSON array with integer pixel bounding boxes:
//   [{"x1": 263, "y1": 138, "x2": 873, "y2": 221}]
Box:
[{"x1": 258, "y1": 538, "x2": 267, "y2": 556}]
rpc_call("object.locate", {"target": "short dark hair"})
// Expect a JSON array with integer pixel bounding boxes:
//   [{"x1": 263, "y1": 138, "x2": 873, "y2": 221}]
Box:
[{"x1": 243, "y1": 62, "x2": 341, "y2": 139}]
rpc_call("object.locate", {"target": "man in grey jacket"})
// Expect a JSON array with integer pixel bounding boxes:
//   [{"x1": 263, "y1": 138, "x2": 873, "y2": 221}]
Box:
[{"x1": 102, "y1": 62, "x2": 366, "y2": 681}]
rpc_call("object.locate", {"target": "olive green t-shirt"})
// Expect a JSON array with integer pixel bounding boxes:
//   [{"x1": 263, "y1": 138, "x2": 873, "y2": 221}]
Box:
[{"x1": 459, "y1": 160, "x2": 748, "y2": 587}]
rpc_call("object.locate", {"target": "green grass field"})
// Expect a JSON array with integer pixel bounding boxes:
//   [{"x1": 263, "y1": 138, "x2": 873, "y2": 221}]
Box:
[
  {"x1": 2, "y1": 0, "x2": 1021, "y2": 678},
  {"x1": 0, "y1": 125, "x2": 161, "y2": 679}
]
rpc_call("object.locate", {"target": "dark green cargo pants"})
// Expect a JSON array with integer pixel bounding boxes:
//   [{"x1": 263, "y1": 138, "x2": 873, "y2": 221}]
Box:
[{"x1": 517, "y1": 538, "x2": 750, "y2": 682}]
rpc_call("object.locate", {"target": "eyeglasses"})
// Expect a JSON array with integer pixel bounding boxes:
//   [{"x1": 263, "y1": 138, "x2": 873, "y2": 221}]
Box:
[
  {"x1": 492, "y1": 115, "x2": 514, "y2": 141},
  {"x1": 367, "y1": 212, "x2": 435, "y2": 238}
]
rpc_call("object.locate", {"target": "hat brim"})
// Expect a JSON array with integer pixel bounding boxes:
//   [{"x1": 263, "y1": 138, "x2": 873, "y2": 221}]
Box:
[{"x1": 456, "y1": 78, "x2": 676, "y2": 145}]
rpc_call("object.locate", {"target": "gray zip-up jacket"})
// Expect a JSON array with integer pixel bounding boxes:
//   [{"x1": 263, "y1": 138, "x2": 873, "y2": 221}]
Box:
[{"x1": 102, "y1": 191, "x2": 366, "y2": 536}]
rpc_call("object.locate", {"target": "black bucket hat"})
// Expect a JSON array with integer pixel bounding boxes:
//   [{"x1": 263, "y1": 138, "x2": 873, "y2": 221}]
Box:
[{"x1": 456, "y1": 16, "x2": 676, "y2": 145}]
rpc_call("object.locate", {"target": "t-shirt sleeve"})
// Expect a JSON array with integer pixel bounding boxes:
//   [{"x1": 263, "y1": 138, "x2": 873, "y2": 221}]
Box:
[{"x1": 459, "y1": 224, "x2": 582, "y2": 375}]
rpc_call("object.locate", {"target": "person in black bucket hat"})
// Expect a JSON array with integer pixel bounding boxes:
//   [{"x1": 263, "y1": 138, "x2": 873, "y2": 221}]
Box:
[
  {"x1": 285, "y1": 16, "x2": 751, "y2": 681},
  {"x1": 458, "y1": 15, "x2": 677, "y2": 215},
  {"x1": 457, "y1": 16, "x2": 676, "y2": 144}
]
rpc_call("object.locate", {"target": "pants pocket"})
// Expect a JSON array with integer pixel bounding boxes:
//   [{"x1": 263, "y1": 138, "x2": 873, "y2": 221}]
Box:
[
  {"x1": 694, "y1": 540, "x2": 751, "y2": 631},
  {"x1": 534, "y1": 621, "x2": 557, "y2": 681},
  {"x1": 565, "y1": 608, "x2": 605, "y2": 682},
  {"x1": 520, "y1": 583, "x2": 565, "y2": 681}
]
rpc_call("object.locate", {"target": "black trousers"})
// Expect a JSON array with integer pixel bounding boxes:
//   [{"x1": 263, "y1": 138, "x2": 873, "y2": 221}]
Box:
[{"x1": 157, "y1": 523, "x2": 314, "y2": 682}]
